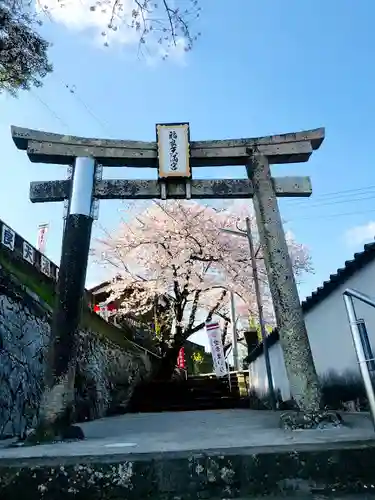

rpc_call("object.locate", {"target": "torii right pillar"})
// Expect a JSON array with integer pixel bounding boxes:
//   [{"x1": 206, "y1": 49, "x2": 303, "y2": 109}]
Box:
[{"x1": 247, "y1": 151, "x2": 321, "y2": 416}]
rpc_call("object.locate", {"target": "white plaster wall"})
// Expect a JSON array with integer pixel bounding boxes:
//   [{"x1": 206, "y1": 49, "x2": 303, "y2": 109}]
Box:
[
  {"x1": 249, "y1": 258, "x2": 375, "y2": 400},
  {"x1": 249, "y1": 343, "x2": 290, "y2": 401},
  {"x1": 304, "y1": 258, "x2": 375, "y2": 377}
]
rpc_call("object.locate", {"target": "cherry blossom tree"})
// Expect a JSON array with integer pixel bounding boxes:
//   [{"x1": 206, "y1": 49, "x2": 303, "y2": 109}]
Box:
[
  {"x1": 92, "y1": 0, "x2": 201, "y2": 55},
  {"x1": 1, "y1": 0, "x2": 200, "y2": 97},
  {"x1": 37, "y1": 0, "x2": 201, "y2": 58},
  {"x1": 93, "y1": 200, "x2": 312, "y2": 379}
]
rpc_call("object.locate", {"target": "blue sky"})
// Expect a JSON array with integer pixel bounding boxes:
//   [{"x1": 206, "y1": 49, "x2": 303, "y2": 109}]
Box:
[{"x1": 1, "y1": 0, "x2": 375, "y2": 346}]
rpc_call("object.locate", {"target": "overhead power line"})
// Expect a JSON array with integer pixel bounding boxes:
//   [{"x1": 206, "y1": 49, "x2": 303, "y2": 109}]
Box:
[
  {"x1": 282, "y1": 193, "x2": 375, "y2": 211},
  {"x1": 30, "y1": 90, "x2": 70, "y2": 132},
  {"x1": 288, "y1": 207, "x2": 375, "y2": 222},
  {"x1": 282, "y1": 188, "x2": 375, "y2": 221},
  {"x1": 31, "y1": 2, "x2": 113, "y2": 136},
  {"x1": 284, "y1": 186, "x2": 375, "y2": 206},
  {"x1": 61, "y1": 81, "x2": 113, "y2": 136}
]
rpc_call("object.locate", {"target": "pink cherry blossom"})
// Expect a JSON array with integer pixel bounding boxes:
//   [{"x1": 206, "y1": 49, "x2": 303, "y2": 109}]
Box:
[{"x1": 93, "y1": 200, "x2": 312, "y2": 341}]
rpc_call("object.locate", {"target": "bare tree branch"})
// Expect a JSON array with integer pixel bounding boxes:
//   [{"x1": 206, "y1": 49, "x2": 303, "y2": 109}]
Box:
[{"x1": 91, "y1": 0, "x2": 202, "y2": 57}]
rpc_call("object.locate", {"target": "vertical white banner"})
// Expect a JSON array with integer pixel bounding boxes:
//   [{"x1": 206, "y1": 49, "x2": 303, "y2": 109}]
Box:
[
  {"x1": 37, "y1": 223, "x2": 49, "y2": 254},
  {"x1": 206, "y1": 322, "x2": 227, "y2": 378}
]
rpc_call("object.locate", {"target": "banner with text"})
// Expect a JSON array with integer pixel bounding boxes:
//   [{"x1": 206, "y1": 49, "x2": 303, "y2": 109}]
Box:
[
  {"x1": 177, "y1": 347, "x2": 186, "y2": 369},
  {"x1": 206, "y1": 322, "x2": 227, "y2": 378},
  {"x1": 37, "y1": 223, "x2": 49, "y2": 254}
]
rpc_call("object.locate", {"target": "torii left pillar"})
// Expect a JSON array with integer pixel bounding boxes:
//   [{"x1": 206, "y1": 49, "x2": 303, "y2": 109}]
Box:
[{"x1": 40, "y1": 157, "x2": 96, "y2": 441}]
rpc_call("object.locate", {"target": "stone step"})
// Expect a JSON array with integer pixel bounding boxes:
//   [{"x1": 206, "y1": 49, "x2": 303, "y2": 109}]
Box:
[
  {"x1": 1, "y1": 439, "x2": 375, "y2": 499},
  {"x1": 2, "y1": 410, "x2": 375, "y2": 499},
  {"x1": 127, "y1": 378, "x2": 243, "y2": 414},
  {"x1": 130, "y1": 389, "x2": 237, "y2": 402},
  {"x1": 128, "y1": 399, "x2": 245, "y2": 413},
  {"x1": 127, "y1": 396, "x2": 248, "y2": 413}
]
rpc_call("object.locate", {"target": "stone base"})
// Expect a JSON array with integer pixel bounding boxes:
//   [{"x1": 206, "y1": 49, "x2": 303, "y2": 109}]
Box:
[
  {"x1": 9, "y1": 425, "x2": 85, "y2": 448},
  {"x1": 1, "y1": 443, "x2": 375, "y2": 499},
  {"x1": 280, "y1": 410, "x2": 344, "y2": 430}
]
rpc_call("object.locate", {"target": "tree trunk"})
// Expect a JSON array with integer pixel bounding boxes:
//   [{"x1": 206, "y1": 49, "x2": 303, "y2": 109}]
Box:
[{"x1": 154, "y1": 343, "x2": 183, "y2": 381}]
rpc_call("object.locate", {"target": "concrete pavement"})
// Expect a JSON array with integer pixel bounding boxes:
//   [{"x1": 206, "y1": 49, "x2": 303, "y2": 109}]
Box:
[
  {"x1": 0, "y1": 410, "x2": 375, "y2": 499},
  {"x1": 0, "y1": 409, "x2": 374, "y2": 462}
]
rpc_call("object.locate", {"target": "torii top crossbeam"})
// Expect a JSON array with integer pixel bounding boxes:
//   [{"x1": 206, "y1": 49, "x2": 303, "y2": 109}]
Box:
[{"x1": 11, "y1": 126, "x2": 324, "y2": 167}]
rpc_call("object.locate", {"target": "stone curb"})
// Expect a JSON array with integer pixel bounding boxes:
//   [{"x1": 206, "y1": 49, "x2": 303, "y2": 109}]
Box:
[{"x1": 1, "y1": 442, "x2": 375, "y2": 499}]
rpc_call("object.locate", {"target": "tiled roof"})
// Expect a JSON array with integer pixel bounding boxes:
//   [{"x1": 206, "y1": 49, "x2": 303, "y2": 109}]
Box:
[{"x1": 248, "y1": 241, "x2": 375, "y2": 363}]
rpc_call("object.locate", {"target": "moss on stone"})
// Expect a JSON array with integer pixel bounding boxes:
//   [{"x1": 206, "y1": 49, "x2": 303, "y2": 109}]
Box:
[
  {"x1": 279, "y1": 409, "x2": 344, "y2": 430},
  {"x1": 0, "y1": 257, "x2": 152, "y2": 440},
  {"x1": 0, "y1": 252, "x2": 55, "y2": 306},
  {"x1": 24, "y1": 426, "x2": 56, "y2": 445},
  {"x1": 1, "y1": 445, "x2": 375, "y2": 499}
]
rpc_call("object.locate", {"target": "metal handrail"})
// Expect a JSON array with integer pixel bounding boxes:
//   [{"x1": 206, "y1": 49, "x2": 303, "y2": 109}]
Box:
[
  {"x1": 344, "y1": 288, "x2": 375, "y2": 308},
  {"x1": 343, "y1": 288, "x2": 375, "y2": 429},
  {"x1": 123, "y1": 336, "x2": 162, "y2": 359}
]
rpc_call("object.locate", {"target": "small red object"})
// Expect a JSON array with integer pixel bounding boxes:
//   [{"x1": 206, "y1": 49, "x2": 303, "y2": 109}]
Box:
[{"x1": 177, "y1": 347, "x2": 185, "y2": 369}]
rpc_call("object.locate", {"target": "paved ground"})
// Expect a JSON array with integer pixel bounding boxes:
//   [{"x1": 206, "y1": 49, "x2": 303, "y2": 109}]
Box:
[
  {"x1": 0, "y1": 411, "x2": 375, "y2": 499},
  {"x1": 0, "y1": 409, "x2": 374, "y2": 462},
  {"x1": 213, "y1": 497, "x2": 375, "y2": 500}
]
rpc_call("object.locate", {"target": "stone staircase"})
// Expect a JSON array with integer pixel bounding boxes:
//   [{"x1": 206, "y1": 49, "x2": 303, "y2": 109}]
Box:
[{"x1": 125, "y1": 372, "x2": 250, "y2": 413}]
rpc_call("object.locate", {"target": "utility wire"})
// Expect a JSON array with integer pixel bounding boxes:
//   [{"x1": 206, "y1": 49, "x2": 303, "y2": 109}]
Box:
[
  {"x1": 61, "y1": 81, "x2": 113, "y2": 136},
  {"x1": 282, "y1": 193, "x2": 375, "y2": 211},
  {"x1": 277, "y1": 185, "x2": 375, "y2": 221},
  {"x1": 287, "y1": 207, "x2": 375, "y2": 222},
  {"x1": 284, "y1": 185, "x2": 375, "y2": 206},
  {"x1": 34, "y1": 4, "x2": 113, "y2": 136},
  {"x1": 30, "y1": 90, "x2": 70, "y2": 132}
]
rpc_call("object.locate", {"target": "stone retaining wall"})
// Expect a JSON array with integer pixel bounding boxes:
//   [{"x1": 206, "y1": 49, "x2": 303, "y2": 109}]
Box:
[{"x1": 0, "y1": 264, "x2": 152, "y2": 439}]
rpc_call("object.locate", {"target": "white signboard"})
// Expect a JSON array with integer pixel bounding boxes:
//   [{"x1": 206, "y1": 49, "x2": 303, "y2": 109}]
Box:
[
  {"x1": 1, "y1": 224, "x2": 15, "y2": 251},
  {"x1": 40, "y1": 255, "x2": 51, "y2": 277},
  {"x1": 206, "y1": 322, "x2": 227, "y2": 378},
  {"x1": 156, "y1": 123, "x2": 191, "y2": 178},
  {"x1": 23, "y1": 241, "x2": 35, "y2": 265}
]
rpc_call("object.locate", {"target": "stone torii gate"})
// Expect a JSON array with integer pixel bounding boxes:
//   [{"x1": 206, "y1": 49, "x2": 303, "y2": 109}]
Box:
[{"x1": 12, "y1": 124, "x2": 324, "y2": 437}]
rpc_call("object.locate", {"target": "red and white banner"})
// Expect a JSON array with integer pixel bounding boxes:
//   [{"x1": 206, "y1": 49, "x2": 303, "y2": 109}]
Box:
[
  {"x1": 37, "y1": 223, "x2": 49, "y2": 254},
  {"x1": 177, "y1": 347, "x2": 185, "y2": 369},
  {"x1": 93, "y1": 302, "x2": 116, "y2": 321},
  {"x1": 206, "y1": 322, "x2": 227, "y2": 378}
]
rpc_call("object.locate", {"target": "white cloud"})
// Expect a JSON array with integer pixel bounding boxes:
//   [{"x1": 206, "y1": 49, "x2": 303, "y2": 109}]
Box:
[
  {"x1": 36, "y1": 0, "x2": 139, "y2": 45},
  {"x1": 36, "y1": 0, "x2": 188, "y2": 62},
  {"x1": 345, "y1": 221, "x2": 375, "y2": 247},
  {"x1": 152, "y1": 37, "x2": 188, "y2": 66}
]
